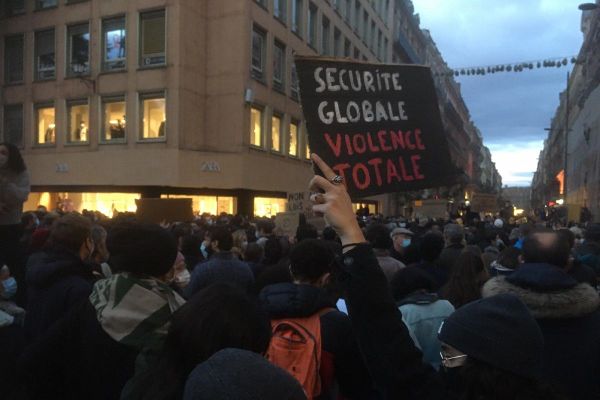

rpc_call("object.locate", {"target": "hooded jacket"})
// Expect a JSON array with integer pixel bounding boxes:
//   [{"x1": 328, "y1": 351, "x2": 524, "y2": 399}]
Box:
[
  {"x1": 24, "y1": 249, "x2": 96, "y2": 342},
  {"x1": 482, "y1": 262, "x2": 600, "y2": 400},
  {"x1": 260, "y1": 282, "x2": 375, "y2": 400}
]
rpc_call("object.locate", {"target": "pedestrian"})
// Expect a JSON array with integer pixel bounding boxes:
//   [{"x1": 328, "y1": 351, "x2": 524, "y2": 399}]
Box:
[
  {"x1": 366, "y1": 223, "x2": 406, "y2": 283},
  {"x1": 440, "y1": 251, "x2": 488, "y2": 308}
]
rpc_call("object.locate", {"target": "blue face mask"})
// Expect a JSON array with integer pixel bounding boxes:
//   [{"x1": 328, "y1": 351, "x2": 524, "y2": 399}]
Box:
[
  {"x1": 1, "y1": 277, "x2": 17, "y2": 299},
  {"x1": 402, "y1": 238, "x2": 412, "y2": 248}
]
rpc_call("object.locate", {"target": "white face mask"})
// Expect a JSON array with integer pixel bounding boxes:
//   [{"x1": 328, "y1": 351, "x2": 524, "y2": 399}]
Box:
[{"x1": 0, "y1": 154, "x2": 8, "y2": 168}]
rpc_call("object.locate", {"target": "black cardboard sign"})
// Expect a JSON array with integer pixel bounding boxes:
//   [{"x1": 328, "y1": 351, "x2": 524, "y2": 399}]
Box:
[{"x1": 295, "y1": 56, "x2": 459, "y2": 197}]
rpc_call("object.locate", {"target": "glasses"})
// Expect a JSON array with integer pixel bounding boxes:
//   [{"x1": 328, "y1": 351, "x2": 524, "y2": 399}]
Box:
[{"x1": 440, "y1": 352, "x2": 468, "y2": 368}]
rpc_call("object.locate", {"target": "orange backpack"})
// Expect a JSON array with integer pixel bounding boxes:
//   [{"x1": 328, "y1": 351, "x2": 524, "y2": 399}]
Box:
[{"x1": 266, "y1": 309, "x2": 333, "y2": 400}]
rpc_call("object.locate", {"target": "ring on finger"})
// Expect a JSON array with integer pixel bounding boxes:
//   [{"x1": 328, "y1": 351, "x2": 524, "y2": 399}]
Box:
[{"x1": 330, "y1": 175, "x2": 344, "y2": 185}]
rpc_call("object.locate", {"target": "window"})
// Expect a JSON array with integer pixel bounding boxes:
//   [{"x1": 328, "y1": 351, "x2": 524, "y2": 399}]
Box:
[
  {"x1": 35, "y1": 103, "x2": 55, "y2": 145},
  {"x1": 140, "y1": 92, "x2": 166, "y2": 140},
  {"x1": 66, "y1": 100, "x2": 89, "y2": 143},
  {"x1": 4, "y1": 35, "x2": 24, "y2": 83},
  {"x1": 377, "y1": 29, "x2": 382, "y2": 58},
  {"x1": 102, "y1": 16, "x2": 126, "y2": 71},
  {"x1": 274, "y1": 0, "x2": 286, "y2": 23},
  {"x1": 304, "y1": 124, "x2": 310, "y2": 159},
  {"x1": 334, "y1": 28, "x2": 342, "y2": 56},
  {"x1": 291, "y1": 0, "x2": 302, "y2": 35},
  {"x1": 140, "y1": 10, "x2": 166, "y2": 67},
  {"x1": 101, "y1": 96, "x2": 126, "y2": 142},
  {"x1": 354, "y1": 2, "x2": 360, "y2": 31},
  {"x1": 66, "y1": 0, "x2": 89, "y2": 4},
  {"x1": 291, "y1": 63, "x2": 299, "y2": 100},
  {"x1": 3, "y1": 105, "x2": 23, "y2": 147},
  {"x1": 383, "y1": 37, "x2": 388, "y2": 61},
  {"x1": 67, "y1": 24, "x2": 90, "y2": 76},
  {"x1": 271, "y1": 114, "x2": 282, "y2": 152},
  {"x1": 371, "y1": 20, "x2": 376, "y2": 50},
  {"x1": 251, "y1": 26, "x2": 266, "y2": 81},
  {"x1": 273, "y1": 41, "x2": 285, "y2": 91},
  {"x1": 5, "y1": 0, "x2": 25, "y2": 16},
  {"x1": 34, "y1": 29, "x2": 55, "y2": 80},
  {"x1": 35, "y1": 0, "x2": 57, "y2": 10},
  {"x1": 354, "y1": 48, "x2": 360, "y2": 60},
  {"x1": 308, "y1": 3, "x2": 317, "y2": 48},
  {"x1": 254, "y1": 0, "x2": 267, "y2": 7},
  {"x1": 362, "y1": 11, "x2": 368, "y2": 42},
  {"x1": 289, "y1": 120, "x2": 298, "y2": 157},
  {"x1": 321, "y1": 16, "x2": 330, "y2": 55},
  {"x1": 250, "y1": 107, "x2": 263, "y2": 147},
  {"x1": 344, "y1": 38, "x2": 351, "y2": 57},
  {"x1": 345, "y1": 0, "x2": 352, "y2": 23}
]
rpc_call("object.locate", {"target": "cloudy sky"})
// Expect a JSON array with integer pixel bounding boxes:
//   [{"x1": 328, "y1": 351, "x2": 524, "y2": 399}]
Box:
[{"x1": 411, "y1": 0, "x2": 586, "y2": 186}]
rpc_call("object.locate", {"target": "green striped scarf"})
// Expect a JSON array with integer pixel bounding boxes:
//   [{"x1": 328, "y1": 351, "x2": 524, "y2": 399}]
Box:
[{"x1": 89, "y1": 273, "x2": 186, "y2": 351}]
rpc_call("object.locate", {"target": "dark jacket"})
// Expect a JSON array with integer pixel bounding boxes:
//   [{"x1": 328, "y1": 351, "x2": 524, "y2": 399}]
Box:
[
  {"x1": 483, "y1": 262, "x2": 600, "y2": 400},
  {"x1": 260, "y1": 282, "x2": 376, "y2": 400},
  {"x1": 184, "y1": 251, "x2": 254, "y2": 298},
  {"x1": 437, "y1": 244, "x2": 464, "y2": 274},
  {"x1": 24, "y1": 250, "x2": 96, "y2": 342},
  {"x1": 16, "y1": 299, "x2": 138, "y2": 400}
]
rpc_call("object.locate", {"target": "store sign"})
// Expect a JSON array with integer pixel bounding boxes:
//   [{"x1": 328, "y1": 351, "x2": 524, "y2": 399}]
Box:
[
  {"x1": 201, "y1": 161, "x2": 221, "y2": 173},
  {"x1": 295, "y1": 56, "x2": 458, "y2": 197}
]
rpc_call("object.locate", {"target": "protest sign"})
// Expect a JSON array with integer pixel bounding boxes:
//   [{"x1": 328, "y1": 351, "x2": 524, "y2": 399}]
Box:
[
  {"x1": 275, "y1": 211, "x2": 301, "y2": 238},
  {"x1": 413, "y1": 199, "x2": 448, "y2": 219},
  {"x1": 295, "y1": 56, "x2": 458, "y2": 197},
  {"x1": 135, "y1": 198, "x2": 194, "y2": 223},
  {"x1": 470, "y1": 193, "x2": 498, "y2": 213},
  {"x1": 286, "y1": 192, "x2": 315, "y2": 218}
]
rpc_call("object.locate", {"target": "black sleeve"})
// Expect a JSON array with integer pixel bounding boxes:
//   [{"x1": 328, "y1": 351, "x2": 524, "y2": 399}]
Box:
[{"x1": 336, "y1": 244, "x2": 445, "y2": 400}]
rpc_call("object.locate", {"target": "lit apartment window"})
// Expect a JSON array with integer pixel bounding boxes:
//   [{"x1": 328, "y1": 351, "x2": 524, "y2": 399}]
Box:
[
  {"x1": 5, "y1": 0, "x2": 25, "y2": 16},
  {"x1": 250, "y1": 107, "x2": 263, "y2": 147},
  {"x1": 34, "y1": 29, "x2": 55, "y2": 80},
  {"x1": 291, "y1": 63, "x2": 299, "y2": 100},
  {"x1": 66, "y1": 99, "x2": 89, "y2": 143},
  {"x1": 344, "y1": 38, "x2": 351, "y2": 57},
  {"x1": 334, "y1": 28, "x2": 342, "y2": 56},
  {"x1": 274, "y1": 0, "x2": 286, "y2": 23},
  {"x1": 101, "y1": 96, "x2": 126, "y2": 142},
  {"x1": 354, "y1": 2, "x2": 360, "y2": 31},
  {"x1": 289, "y1": 120, "x2": 298, "y2": 157},
  {"x1": 271, "y1": 114, "x2": 282, "y2": 152},
  {"x1": 308, "y1": 3, "x2": 317, "y2": 48},
  {"x1": 140, "y1": 10, "x2": 166, "y2": 67},
  {"x1": 291, "y1": 0, "x2": 302, "y2": 35},
  {"x1": 140, "y1": 92, "x2": 166, "y2": 140},
  {"x1": 4, "y1": 35, "x2": 24, "y2": 83},
  {"x1": 251, "y1": 26, "x2": 266, "y2": 81},
  {"x1": 273, "y1": 41, "x2": 285, "y2": 91},
  {"x1": 321, "y1": 16, "x2": 330, "y2": 55},
  {"x1": 35, "y1": 103, "x2": 55, "y2": 145},
  {"x1": 67, "y1": 24, "x2": 90, "y2": 76},
  {"x1": 3, "y1": 105, "x2": 23, "y2": 147},
  {"x1": 102, "y1": 16, "x2": 126, "y2": 71},
  {"x1": 35, "y1": 0, "x2": 57, "y2": 10}
]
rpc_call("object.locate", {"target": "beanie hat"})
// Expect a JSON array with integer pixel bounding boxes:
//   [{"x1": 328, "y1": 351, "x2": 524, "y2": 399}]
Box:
[
  {"x1": 183, "y1": 348, "x2": 307, "y2": 400},
  {"x1": 438, "y1": 294, "x2": 543, "y2": 380}
]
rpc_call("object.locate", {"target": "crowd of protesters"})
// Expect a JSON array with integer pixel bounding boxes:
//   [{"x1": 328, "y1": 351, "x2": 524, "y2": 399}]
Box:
[{"x1": 1, "y1": 144, "x2": 600, "y2": 399}]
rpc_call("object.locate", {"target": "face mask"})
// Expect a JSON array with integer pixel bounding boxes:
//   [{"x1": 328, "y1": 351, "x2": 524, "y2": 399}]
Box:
[
  {"x1": 402, "y1": 238, "x2": 412, "y2": 248},
  {"x1": 0, "y1": 154, "x2": 7, "y2": 168},
  {"x1": 1, "y1": 277, "x2": 17, "y2": 299}
]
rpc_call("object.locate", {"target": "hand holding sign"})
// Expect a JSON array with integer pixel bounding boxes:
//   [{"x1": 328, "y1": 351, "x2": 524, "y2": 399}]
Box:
[{"x1": 296, "y1": 57, "x2": 460, "y2": 198}]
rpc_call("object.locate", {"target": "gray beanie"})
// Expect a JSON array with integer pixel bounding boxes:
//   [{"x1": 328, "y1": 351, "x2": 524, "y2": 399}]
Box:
[
  {"x1": 438, "y1": 294, "x2": 543, "y2": 379},
  {"x1": 183, "y1": 348, "x2": 307, "y2": 400}
]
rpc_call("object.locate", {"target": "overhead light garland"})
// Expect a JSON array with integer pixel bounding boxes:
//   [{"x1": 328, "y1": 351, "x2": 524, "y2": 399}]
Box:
[{"x1": 433, "y1": 56, "x2": 579, "y2": 78}]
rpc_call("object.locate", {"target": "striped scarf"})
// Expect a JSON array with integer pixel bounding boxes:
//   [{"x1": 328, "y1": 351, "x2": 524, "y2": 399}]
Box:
[{"x1": 89, "y1": 273, "x2": 186, "y2": 351}]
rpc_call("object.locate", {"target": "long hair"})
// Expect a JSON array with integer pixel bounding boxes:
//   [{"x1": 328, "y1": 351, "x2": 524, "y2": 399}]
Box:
[
  {"x1": 136, "y1": 283, "x2": 271, "y2": 400},
  {"x1": 0, "y1": 142, "x2": 27, "y2": 173},
  {"x1": 441, "y1": 251, "x2": 488, "y2": 308}
]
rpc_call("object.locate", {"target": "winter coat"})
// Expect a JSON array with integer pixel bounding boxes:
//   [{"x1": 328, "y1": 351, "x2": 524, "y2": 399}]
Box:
[
  {"x1": 184, "y1": 251, "x2": 254, "y2": 298},
  {"x1": 16, "y1": 299, "x2": 138, "y2": 400},
  {"x1": 374, "y1": 249, "x2": 406, "y2": 283},
  {"x1": 482, "y1": 262, "x2": 600, "y2": 400},
  {"x1": 0, "y1": 168, "x2": 30, "y2": 226},
  {"x1": 24, "y1": 250, "x2": 96, "y2": 342},
  {"x1": 437, "y1": 244, "x2": 464, "y2": 275},
  {"x1": 260, "y1": 282, "x2": 376, "y2": 400}
]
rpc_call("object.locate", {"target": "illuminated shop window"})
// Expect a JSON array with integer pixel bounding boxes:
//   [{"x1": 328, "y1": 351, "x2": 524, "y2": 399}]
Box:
[
  {"x1": 162, "y1": 195, "x2": 236, "y2": 215},
  {"x1": 250, "y1": 107, "x2": 263, "y2": 147},
  {"x1": 67, "y1": 100, "x2": 89, "y2": 143},
  {"x1": 303, "y1": 124, "x2": 310, "y2": 159},
  {"x1": 288, "y1": 120, "x2": 298, "y2": 157},
  {"x1": 352, "y1": 202, "x2": 377, "y2": 214},
  {"x1": 35, "y1": 104, "x2": 55, "y2": 145},
  {"x1": 140, "y1": 92, "x2": 166, "y2": 140},
  {"x1": 254, "y1": 197, "x2": 287, "y2": 218},
  {"x1": 271, "y1": 114, "x2": 282, "y2": 152},
  {"x1": 102, "y1": 96, "x2": 126, "y2": 142}
]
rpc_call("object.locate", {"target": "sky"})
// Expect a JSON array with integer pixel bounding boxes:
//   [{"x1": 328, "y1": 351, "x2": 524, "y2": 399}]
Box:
[{"x1": 411, "y1": 0, "x2": 586, "y2": 186}]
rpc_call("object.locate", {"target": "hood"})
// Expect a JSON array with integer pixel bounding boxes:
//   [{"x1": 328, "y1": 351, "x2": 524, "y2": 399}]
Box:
[
  {"x1": 482, "y1": 276, "x2": 599, "y2": 319},
  {"x1": 26, "y1": 250, "x2": 92, "y2": 289},
  {"x1": 506, "y1": 263, "x2": 578, "y2": 291},
  {"x1": 398, "y1": 292, "x2": 439, "y2": 307},
  {"x1": 259, "y1": 282, "x2": 335, "y2": 319}
]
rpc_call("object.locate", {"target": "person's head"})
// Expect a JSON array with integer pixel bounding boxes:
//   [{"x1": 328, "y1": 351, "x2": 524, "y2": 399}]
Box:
[
  {"x1": 232, "y1": 229, "x2": 248, "y2": 251},
  {"x1": 289, "y1": 239, "x2": 335, "y2": 287},
  {"x1": 263, "y1": 235, "x2": 284, "y2": 265},
  {"x1": 244, "y1": 242, "x2": 264, "y2": 263},
  {"x1": 322, "y1": 226, "x2": 338, "y2": 241},
  {"x1": 522, "y1": 231, "x2": 570, "y2": 268},
  {"x1": 442, "y1": 251, "x2": 488, "y2": 308},
  {"x1": 444, "y1": 223, "x2": 465, "y2": 246},
  {"x1": 420, "y1": 232, "x2": 445, "y2": 263},
  {"x1": 557, "y1": 228, "x2": 576, "y2": 250},
  {"x1": 256, "y1": 220, "x2": 275, "y2": 237},
  {"x1": 390, "y1": 266, "x2": 436, "y2": 301},
  {"x1": 48, "y1": 213, "x2": 93, "y2": 260},
  {"x1": 494, "y1": 247, "x2": 521, "y2": 271},
  {"x1": 0, "y1": 142, "x2": 26, "y2": 173},
  {"x1": 90, "y1": 224, "x2": 110, "y2": 264},
  {"x1": 21, "y1": 211, "x2": 39, "y2": 229},
  {"x1": 107, "y1": 222, "x2": 178, "y2": 279},
  {"x1": 295, "y1": 223, "x2": 318, "y2": 242},
  {"x1": 365, "y1": 223, "x2": 392, "y2": 250},
  {"x1": 390, "y1": 227, "x2": 414, "y2": 251},
  {"x1": 210, "y1": 227, "x2": 233, "y2": 252},
  {"x1": 143, "y1": 284, "x2": 272, "y2": 400}
]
